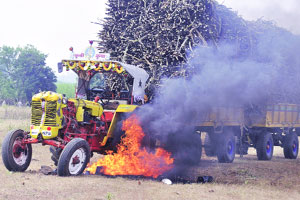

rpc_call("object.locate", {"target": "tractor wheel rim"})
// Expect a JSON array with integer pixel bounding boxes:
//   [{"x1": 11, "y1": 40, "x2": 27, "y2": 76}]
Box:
[
  {"x1": 69, "y1": 148, "x2": 86, "y2": 175},
  {"x1": 12, "y1": 139, "x2": 28, "y2": 166},
  {"x1": 266, "y1": 141, "x2": 271, "y2": 154}
]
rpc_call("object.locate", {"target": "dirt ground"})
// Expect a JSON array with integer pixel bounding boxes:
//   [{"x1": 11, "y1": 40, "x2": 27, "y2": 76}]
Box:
[{"x1": 1, "y1": 117, "x2": 300, "y2": 200}]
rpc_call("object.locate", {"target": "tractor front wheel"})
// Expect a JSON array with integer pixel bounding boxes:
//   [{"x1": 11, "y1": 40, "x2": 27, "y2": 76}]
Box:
[
  {"x1": 57, "y1": 138, "x2": 90, "y2": 176},
  {"x1": 1, "y1": 130, "x2": 32, "y2": 172}
]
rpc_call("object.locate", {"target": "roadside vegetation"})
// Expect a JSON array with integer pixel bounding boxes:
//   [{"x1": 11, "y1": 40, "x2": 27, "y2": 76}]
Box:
[
  {"x1": 0, "y1": 45, "x2": 56, "y2": 104},
  {"x1": 0, "y1": 105, "x2": 30, "y2": 121},
  {"x1": 55, "y1": 82, "x2": 76, "y2": 98}
]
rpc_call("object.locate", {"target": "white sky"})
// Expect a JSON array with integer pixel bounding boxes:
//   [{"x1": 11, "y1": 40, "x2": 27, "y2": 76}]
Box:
[
  {"x1": 0, "y1": 0, "x2": 299, "y2": 82},
  {"x1": 0, "y1": 0, "x2": 107, "y2": 82},
  {"x1": 216, "y1": 0, "x2": 300, "y2": 34}
]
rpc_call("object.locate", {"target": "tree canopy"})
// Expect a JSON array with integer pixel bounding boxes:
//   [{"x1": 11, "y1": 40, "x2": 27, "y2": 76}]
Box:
[{"x1": 0, "y1": 45, "x2": 57, "y2": 103}]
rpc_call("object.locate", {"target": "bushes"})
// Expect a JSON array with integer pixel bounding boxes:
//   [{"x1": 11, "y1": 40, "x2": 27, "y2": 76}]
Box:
[{"x1": 56, "y1": 82, "x2": 76, "y2": 98}]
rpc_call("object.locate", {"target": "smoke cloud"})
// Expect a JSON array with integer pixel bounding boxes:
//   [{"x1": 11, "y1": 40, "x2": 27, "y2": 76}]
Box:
[
  {"x1": 217, "y1": 0, "x2": 300, "y2": 35},
  {"x1": 135, "y1": 24, "x2": 300, "y2": 177}
]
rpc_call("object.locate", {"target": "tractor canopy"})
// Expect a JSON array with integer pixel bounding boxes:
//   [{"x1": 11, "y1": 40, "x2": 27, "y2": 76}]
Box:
[{"x1": 58, "y1": 59, "x2": 149, "y2": 104}]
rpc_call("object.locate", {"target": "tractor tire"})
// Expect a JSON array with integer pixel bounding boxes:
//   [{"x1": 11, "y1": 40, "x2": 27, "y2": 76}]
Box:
[
  {"x1": 204, "y1": 133, "x2": 217, "y2": 157},
  {"x1": 57, "y1": 138, "x2": 90, "y2": 176},
  {"x1": 256, "y1": 132, "x2": 274, "y2": 160},
  {"x1": 217, "y1": 131, "x2": 236, "y2": 163},
  {"x1": 1, "y1": 129, "x2": 32, "y2": 172},
  {"x1": 283, "y1": 132, "x2": 299, "y2": 159},
  {"x1": 50, "y1": 146, "x2": 62, "y2": 166}
]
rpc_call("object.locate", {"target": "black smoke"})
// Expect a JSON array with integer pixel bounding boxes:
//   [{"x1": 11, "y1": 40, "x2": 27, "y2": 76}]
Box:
[{"x1": 135, "y1": 26, "x2": 300, "y2": 177}]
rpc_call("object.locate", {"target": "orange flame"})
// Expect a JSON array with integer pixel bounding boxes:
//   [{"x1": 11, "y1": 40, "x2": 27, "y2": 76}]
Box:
[{"x1": 86, "y1": 114, "x2": 174, "y2": 178}]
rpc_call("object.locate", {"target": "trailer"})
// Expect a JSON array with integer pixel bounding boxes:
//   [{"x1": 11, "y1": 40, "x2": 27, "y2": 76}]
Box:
[{"x1": 197, "y1": 104, "x2": 300, "y2": 163}]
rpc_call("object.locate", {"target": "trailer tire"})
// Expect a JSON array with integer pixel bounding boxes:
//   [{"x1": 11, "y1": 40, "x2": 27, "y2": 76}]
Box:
[
  {"x1": 283, "y1": 132, "x2": 299, "y2": 159},
  {"x1": 217, "y1": 132, "x2": 235, "y2": 163},
  {"x1": 57, "y1": 138, "x2": 90, "y2": 176},
  {"x1": 204, "y1": 133, "x2": 217, "y2": 157},
  {"x1": 256, "y1": 132, "x2": 273, "y2": 160},
  {"x1": 1, "y1": 130, "x2": 32, "y2": 172}
]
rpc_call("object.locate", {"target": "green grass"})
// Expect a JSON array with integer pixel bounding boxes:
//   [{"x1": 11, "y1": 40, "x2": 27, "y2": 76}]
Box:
[
  {"x1": 55, "y1": 82, "x2": 76, "y2": 98},
  {"x1": 0, "y1": 105, "x2": 31, "y2": 120},
  {"x1": 0, "y1": 106, "x2": 31, "y2": 140}
]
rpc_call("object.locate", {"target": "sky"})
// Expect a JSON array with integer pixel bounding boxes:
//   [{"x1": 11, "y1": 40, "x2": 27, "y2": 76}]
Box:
[
  {"x1": 216, "y1": 0, "x2": 300, "y2": 34},
  {"x1": 0, "y1": 0, "x2": 299, "y2": 82},
  {"x1": 0, "y1": 0, "x2": 107, "y2": 82}
]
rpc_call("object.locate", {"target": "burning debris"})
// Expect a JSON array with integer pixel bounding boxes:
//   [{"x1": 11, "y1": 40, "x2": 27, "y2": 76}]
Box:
[{"x1": 85, "y1": 115, "x2": 174, "y2": 178}]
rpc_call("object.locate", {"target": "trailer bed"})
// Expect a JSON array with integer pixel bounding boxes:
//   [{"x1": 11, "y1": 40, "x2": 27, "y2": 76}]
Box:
[{"x1": 198, "y1": 103, "x2": 300, "y2": 129}]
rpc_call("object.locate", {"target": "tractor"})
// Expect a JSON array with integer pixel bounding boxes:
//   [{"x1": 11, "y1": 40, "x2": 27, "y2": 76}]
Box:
[{"x1": 1, "y1": 58, "x2": 149, "y2": 176}]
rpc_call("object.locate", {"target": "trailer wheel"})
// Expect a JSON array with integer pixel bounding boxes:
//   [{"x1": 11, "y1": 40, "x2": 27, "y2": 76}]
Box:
[
  {"x1": 57, "y1": 138, "x2": 90, "y2": 176},
  {"x1": 1, "y1": 130, "x2": 32, "y2": 172},
  {"x1": 283, "y1": 132, "x2": 299, "y2": 159},
  {"x1": 204, "y1": 133, "x2": 217, "y2": 157},
  {"x1": 217, "y1": 132, "x2": 235, "y2": 163},
  {"x1": 256, "y1": 132, "x2": 273, "y2": 160}
]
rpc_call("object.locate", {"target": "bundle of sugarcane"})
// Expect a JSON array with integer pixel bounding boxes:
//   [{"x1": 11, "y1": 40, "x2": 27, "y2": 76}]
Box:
[
  {"x1": 98, "y1": 0, "x2": 220, "y2": 83},
  {"x1": 97, "y1": 0, "x2": 300, "y2": 103},
  {"x1": 97, "y1": 1, "x2": 265, "y2": 78}
]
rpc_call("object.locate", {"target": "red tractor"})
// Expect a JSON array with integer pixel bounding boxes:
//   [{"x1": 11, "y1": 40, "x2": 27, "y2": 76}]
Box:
[{"x1": 1, "y1": 59, "x2": 149, "y2": 176}]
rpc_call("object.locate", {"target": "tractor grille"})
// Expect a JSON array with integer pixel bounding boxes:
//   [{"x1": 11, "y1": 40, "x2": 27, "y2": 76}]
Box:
[
  {"x1": 44, "y1": 101, "x2": 57, "y2": 126},
  {"x1": 31, "y1": 101, "x2": 42, "y2": 126},
  {"x1": 31, "y1": 100, "x2": 57, "y2": 126}
]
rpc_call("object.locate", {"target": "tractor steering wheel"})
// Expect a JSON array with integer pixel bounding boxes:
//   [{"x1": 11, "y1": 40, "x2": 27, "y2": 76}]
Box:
[{"x1": 91, "y1": 87, "x2": 110, "y2": 105}]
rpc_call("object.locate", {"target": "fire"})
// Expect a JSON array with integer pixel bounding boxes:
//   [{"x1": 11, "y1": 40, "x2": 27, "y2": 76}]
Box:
[{"x1": 86, "y1": 114, "x2": 174, "y2": 178}]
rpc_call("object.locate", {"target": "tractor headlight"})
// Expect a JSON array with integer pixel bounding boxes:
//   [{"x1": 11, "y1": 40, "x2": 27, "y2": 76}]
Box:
[{"x1": 62, "y1": 97, "x2": 68, "y2": 104}]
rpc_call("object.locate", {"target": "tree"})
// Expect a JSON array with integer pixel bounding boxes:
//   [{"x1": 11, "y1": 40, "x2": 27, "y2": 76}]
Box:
[
  {"x1": 0, "y1": 45, "x2": 57, "y2": 103},
  {"x1": 0, "y1": 46, "x2": 20, "y2": 103}
]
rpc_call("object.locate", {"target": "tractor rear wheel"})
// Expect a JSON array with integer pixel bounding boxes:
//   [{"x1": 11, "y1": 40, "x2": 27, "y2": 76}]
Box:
[
  {"x1": 204, "y1": 133, "x2": 217, "y2": 157},
  {"x1": 283, "y1": 132, "x2": 299, "y2": 159},
  {"x1": 57, "y1": 138, "x2": 91, "y2": 176},
  {"x1": 256, "y1": 132, "x2": 274, "y2": 160},
  {"x1": 217, "y1": 131, "x2": 235, "y2": 163},
  {"x1": 2, "y1": 130, "x2": 32, "y2": 172},
  {"x1": 50, "y1": 146, "x2": 62, "y2": 166}
]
